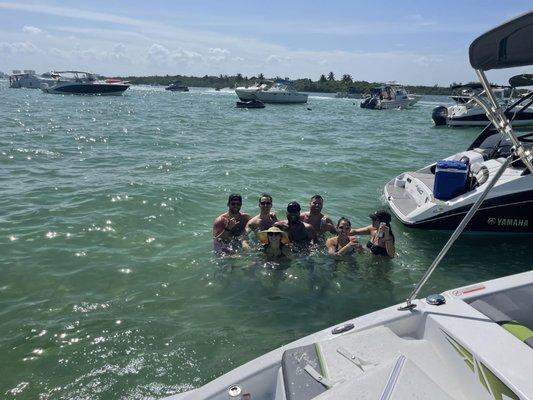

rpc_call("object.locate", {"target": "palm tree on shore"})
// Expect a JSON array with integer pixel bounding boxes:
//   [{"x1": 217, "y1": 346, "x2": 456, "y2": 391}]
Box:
[{"x1": 327, "y1": 72, "x2": 335, "y2": 81}]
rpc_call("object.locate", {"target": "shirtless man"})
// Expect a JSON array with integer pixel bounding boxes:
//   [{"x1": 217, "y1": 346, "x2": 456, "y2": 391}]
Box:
[
  {"x1": 275, "y1": 202, "x2": 317, "y2": 248},
  {"x1": 242, "y1": 193, "x2": 277, "y2": 249},
  {"x1": 213, "y1": 194, "x2": 251, "y2": 254},
  {"x1": 300, "y1": 195, "x2": 336, "y2": 235}
]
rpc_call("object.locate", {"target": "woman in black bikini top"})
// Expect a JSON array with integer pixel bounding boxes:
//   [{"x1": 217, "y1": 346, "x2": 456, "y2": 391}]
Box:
[{"x1": 352, "y1": 211, "x2": 395, "y2": 258}]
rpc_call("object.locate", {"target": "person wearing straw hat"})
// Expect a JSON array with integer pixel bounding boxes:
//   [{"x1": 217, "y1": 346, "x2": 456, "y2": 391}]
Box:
[{"x1": 257, "y1": 226, "x2": 291, "y2": 258}]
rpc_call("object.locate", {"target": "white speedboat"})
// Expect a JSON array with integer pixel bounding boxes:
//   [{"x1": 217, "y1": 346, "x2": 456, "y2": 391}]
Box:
[
  {"x1": 432, "y1": 81, "x2": 533, "y2": 127},
  {"x1": 360, "y1": 83, "x2": 421, "y2": 109},
  {"x1": 165, "y1": 10, "x2": 533, "y2": 400},
  {"x1": 41, "y1": 71, "x2": 130, "y2": 95},
  {"x1": 235, "y1": 79, "x2": 308, "y2": 104},
  {"x1": 9, "y1": 70, "x2": 58, "y2": 89}
]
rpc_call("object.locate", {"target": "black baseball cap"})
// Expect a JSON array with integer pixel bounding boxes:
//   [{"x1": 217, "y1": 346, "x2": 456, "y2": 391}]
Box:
[
  {"x1": 227, "y1": 194, "x2": 242, "y2": 204},
  {"x1": 287, "y1": 201, "x2": 301, "y2": 213},
  {"x1": 369, "y1": 210, "x2": 391, "y2": 223}
]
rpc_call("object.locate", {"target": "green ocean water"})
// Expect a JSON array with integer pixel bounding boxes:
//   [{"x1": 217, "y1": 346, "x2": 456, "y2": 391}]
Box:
[{"x1": 0, "y1": 82, "x2": 531, "y2": 399}]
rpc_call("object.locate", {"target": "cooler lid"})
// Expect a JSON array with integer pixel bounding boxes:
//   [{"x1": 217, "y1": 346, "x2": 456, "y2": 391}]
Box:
[{"x1": 436, "y1": 160, "x2": 467, "y2": 170}]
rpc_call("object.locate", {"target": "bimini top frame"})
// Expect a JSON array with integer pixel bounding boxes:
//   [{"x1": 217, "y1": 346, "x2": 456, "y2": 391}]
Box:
[{"x1": 400, "y1": 10, "x2": 533, "y2": 310}]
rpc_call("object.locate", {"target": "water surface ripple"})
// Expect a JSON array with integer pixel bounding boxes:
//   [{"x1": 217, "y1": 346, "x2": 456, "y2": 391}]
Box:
[{"x1": 0, "y1": 83, "x2": 530, "y2": 399}]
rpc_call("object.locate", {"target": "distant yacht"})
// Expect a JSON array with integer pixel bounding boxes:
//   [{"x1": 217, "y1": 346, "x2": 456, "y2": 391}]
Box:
[
  {"x1": 41, "y1": 71, "x2": 130, "y2": 95},
  {"x1": 360, "y1": 83, "x2": 420, "y2": 109},
  {"x1": 9, "y1": 70, "x2": 58, "y2": 89},
  {"x1": 165, "y1": 80, "x2": 189, "y2": 91},
  {"x1": 235, "y1": 79, "x2": 308, "y2": 104},
  {"x1": 432, "y1": 78, "x2": 533, "y2": 127}
]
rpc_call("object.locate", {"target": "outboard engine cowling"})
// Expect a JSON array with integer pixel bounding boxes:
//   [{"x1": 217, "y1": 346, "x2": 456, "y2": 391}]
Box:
[{"x1": 432, "y1": 105, "x2": 448, "y2": 126}]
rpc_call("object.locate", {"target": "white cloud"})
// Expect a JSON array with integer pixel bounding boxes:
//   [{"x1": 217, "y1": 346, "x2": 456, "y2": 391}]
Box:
[
  {"x1": 147, "y1": 43, "x2": 170, "y2": 64},
  {"x1": 22, "y1": 25, "x2": 45, "y2": 35},
  {"x1": 0, "y1": 41, "x2": 42, "y2": 54}
]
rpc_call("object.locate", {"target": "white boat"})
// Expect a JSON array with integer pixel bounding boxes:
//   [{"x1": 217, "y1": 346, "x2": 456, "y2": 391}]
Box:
[
  {"x1": 165, "y1": 11, "x2": 533, "y2": 400},
  {"x1": 235, "y1": 79, "x2": 308, "y2": 104},
  {"x1": 432, "y1": 81, "x2": 533, "y2": 127},
  {"x1": 41, "y1": 71, "x2": 130, "y2": 95},
  {"x1": 9, "y1": 70, "x2": 58, "y2": 89},
  {"x1": 360, "y1": 83, "x2": 421, "y2": 109}
]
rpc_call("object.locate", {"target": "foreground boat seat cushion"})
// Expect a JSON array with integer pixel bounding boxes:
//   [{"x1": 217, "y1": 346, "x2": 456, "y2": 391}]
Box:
[
  {"x1": 470, "y1": 299, "x2": 533, "y2": 348},
  {"x1": 281, "y1": 344, "x2": 327, "y2": 400}
]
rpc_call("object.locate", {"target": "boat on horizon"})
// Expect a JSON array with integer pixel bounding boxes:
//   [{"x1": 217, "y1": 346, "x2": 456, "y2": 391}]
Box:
[
  {"x1": 235, "y1": 79, "x2": 308, "y2": 104},
  {"x1": 432, "y1": 77, "x2": 533, "y2": 127},
  {"x1": 360, "y1": 83, "x2": 421, "y2": 109},
  {"x1": 41, "y1": 71, "x2": 130, "y2": 95},
  {"x1": 165, "y1": 80, "x2": 189, "y2": 91},
  {"x1": 165, "y1": 10, "x2": 533, "y2": 400},
  {"x1": 9, "y1": 69, "x2": 59, "y2": 89}
]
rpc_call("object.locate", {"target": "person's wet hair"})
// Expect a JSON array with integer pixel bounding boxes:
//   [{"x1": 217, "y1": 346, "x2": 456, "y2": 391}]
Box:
[
  {"x1": 259, "y1": 193, "x2": 272, "y2": 203},
  {"x1": 310, "y1": 194, "x2": 323, "y2": 202},
  {"x1": 337, "y1": 217, "x2": 351, "y2": 227}
]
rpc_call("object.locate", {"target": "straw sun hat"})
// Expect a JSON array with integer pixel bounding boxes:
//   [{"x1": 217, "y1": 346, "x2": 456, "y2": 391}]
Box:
[{"x1": 257, "y1": 226, "x2": 289, "y2": 245}]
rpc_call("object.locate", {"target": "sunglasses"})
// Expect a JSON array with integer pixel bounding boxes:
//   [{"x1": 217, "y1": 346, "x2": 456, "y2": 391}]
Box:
[
  {"x1": 229, "y1": 202, "x2": 242, "y2": 206},
  {"x1": 260, "y1": 201, "x2": 272, "y2": 205},
  {"x1": 267, "y1": 232, "x2": 281, "y2": 237},
  {"x1": 338, "y1": 225, "x2": 351, "y2": 230}
]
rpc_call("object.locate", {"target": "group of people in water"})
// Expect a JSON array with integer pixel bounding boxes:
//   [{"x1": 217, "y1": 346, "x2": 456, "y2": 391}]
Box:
[{"x1": 213, "y1": 193, "x2": 395, "y2": 259}]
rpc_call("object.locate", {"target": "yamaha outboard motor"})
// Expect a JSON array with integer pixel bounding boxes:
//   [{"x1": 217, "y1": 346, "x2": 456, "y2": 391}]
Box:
[{"x1": 432, "y1": 105, "x2": 448, "y2": 126}]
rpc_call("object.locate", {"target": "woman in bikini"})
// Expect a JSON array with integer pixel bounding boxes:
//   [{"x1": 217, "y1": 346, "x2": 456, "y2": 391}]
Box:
[
  {"x1": 326, "y1": 217, "x2": 363, "y2": 256},
  {"x1": 351, "y1": 210, "x2": 395, "y2": 258}
]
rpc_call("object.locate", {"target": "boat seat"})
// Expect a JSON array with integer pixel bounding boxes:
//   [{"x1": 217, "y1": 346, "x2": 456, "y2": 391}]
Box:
[
  {"x1": 280, "y1": 344, "x2": 328, "y2": 400},
  {"x1": 470, "y1": 299, "x2": 533, "y2": 348}
]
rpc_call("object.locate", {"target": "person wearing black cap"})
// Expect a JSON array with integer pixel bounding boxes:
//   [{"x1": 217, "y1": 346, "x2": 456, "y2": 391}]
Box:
[
  {"x1": 274, "y1": 201, "x2": 317, "y2": 248},
  {"x1": 213, "y1": 194, "x2": 252, "y2": 254},
  {"x1": 351, "y1": 210, "x2": 395, "y2": 257}
]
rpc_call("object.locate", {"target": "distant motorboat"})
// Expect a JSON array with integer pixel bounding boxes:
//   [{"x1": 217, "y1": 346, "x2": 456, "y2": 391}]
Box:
[
  {"x1": 236, "y1": 99, "x2": 265, "y2": 108},
  {"x1": 432, "y1": 79, "x2": 533, "y2": 127},
  {"x1": 41, "y1": 71, "x2": 130, "y2": 95},
  {"x1": 9, "y1": 70, "x2": 58, "y2": 89},
  {"x1": 165, "y1": 80, "x2": 189, "y2": 91},
  {"x1": 235, "y1": 79, "x2": 308, "y2": 104},
  {"x1": 360, "y1": 83, "x2": 420, "y2": 109}
]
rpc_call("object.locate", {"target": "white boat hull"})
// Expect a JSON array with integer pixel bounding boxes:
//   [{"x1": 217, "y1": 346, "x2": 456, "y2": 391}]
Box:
[{"x1": 166, "y1": 271, "x2": 533, "y2": 400}]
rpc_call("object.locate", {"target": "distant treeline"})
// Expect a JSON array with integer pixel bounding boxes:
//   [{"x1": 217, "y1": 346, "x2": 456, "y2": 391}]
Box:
[{"x1": 115, "y1": 72, "x2": 465, "y2": 95}]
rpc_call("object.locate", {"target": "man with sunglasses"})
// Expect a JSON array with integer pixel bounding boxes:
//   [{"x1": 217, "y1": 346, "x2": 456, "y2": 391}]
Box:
[
  {"x1": 213, "y1": 194, "x2": 251, "y2": 254},
  {"x1": 300, "y1": 194, "x2": 336, "y2": 236},
  {"x1": 242, "y1": 193, "x2": 278, "y2": 250},
  {"x1": 275, "y1": 201, "x2": 317, "y2": 249}
]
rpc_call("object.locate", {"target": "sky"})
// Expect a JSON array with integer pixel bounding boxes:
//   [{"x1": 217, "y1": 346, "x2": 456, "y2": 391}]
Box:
[{"x1": 0, "y1": 1, "x2": 531, "y2": 85}]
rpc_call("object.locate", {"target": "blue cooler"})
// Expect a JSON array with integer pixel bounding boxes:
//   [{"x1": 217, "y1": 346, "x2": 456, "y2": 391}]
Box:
[{"x1": 433, "y1": 160, "x2": 468, "y2": 200}]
